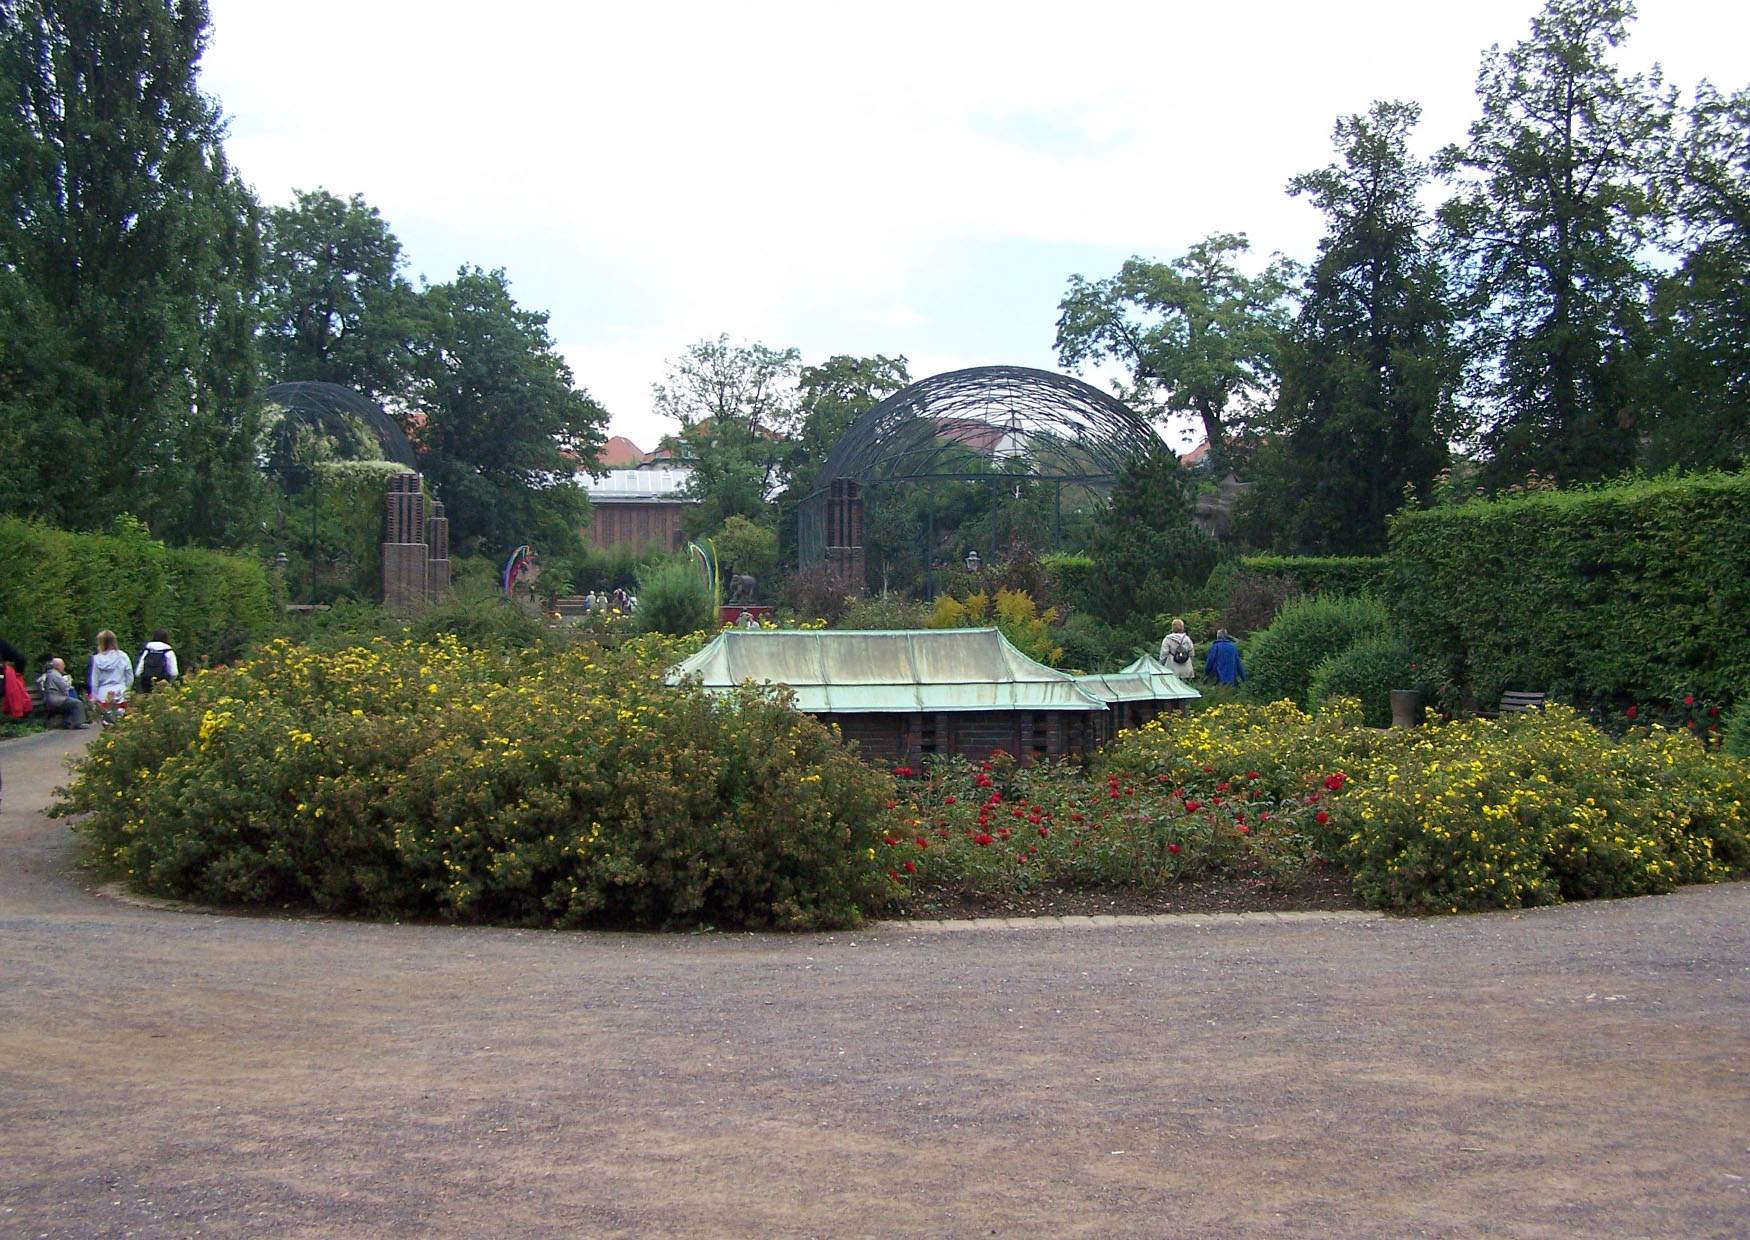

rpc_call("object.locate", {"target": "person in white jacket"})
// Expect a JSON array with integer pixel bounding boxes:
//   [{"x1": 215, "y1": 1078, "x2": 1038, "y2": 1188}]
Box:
[
  {"x1": 135, "y1": 631, "x2": 180, "y2": 693},
  {"x1": 88, "y1": 629, "x2": 134, "y2": 724},
  {"x1": 1160, "y1": 618, "x2": 1196, "y2": 680}
]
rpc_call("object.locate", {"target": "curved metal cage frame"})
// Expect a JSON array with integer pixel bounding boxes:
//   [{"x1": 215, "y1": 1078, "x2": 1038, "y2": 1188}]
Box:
[
  {"x1": 259, "y1": 380, "x2": 419, "y2": 471},
  {"x1": 798, "y1": 365, "x2": 1160, "y2": 567}
]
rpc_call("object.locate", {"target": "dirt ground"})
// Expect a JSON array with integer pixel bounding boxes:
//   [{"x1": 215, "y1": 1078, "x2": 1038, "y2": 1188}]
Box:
[{"x1": 3, "y1": 725, "x2": 1748, "y2": 1238}]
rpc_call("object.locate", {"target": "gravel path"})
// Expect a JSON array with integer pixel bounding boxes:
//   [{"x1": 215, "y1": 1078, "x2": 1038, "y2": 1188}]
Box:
[{"x1": 3, "y1": 726, "x2": 1748, "y2": 1238}]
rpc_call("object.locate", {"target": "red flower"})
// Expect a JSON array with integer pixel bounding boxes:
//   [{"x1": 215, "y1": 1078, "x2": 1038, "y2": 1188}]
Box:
[
  {"x1": 903, "y1": 860, "x2": 917, "y2": 874},
  {"x1": 974, "y1": 833, "x2": 993, "y2": 846},
  {"x1": 1323, "y1": 772, "x2": 1348, "y2": 792},
  {"x1": 1217, "y1": 783, "x2": 1231, "y2": 793},
  {"x1": 1625, "y1": 704, "x2": 1638, "y2": 719},
  {"x1": 893, "y1": 766, "x2": 915, "y2": 777},
  {"x1": 1684, "y1": 694, "x2": 1695, "y2": 707},
  {"x1": 1037, "y1": 826, "x2": 1050, "y2": 838},
  {"x1": 1315, "y1": 810, "x2": 1329, "y2": 825},
  {"x1": 1246, "y1": 770, "x2": 1260, "y2": 780},
  {"x1": 1709, "y1": 706, "x2": 1720, "y2": 718},
  {"x1": 997, "y1": 828, "x2": 1012, "y2": 841},
  {"x1": 1167, "y1": 843, "x2": 1181, "y2": 854},
  {"x1": 943, "y1": 795, "x2": 956, "y2": 805},
  {"x1": 1184, "y1": 800, "x2": 1201, "y2": 813},
  {"x1": 1237, "y1": 824, "x2": 1250, "y2": 835},
  {"x1": 1687, "y1": 719, "x2": 1696, "y2": 729},
  {"x1": 915, "y1": 836, "x2": 929, "y2": 849},
  {"x1": 1202, "y1": 765, "x2": 1215, "y2": 774},
  {"x1": 888, "y1": 870, "x2": 899, "y2": 881},
  {"x1": 883, "y1": 835, "x2": 898, "y2": 847},
  {"x1": 884, "y1": 801, "x2": 897, "y2": 810},
  {"x1": 1307, "y1": 791, "x2": 1322, "y2": 804},
  {"x1": 1157, "y1": 773, "x2": 1171, "y2": 783}
]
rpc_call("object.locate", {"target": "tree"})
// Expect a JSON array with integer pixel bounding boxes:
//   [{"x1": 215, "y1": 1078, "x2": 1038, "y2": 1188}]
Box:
[
  {"x1": 1055, "y1": 235, "x2": 1297, "y2": 467},
  {"x1": 653, "y1": 336, "x2": 800, "y2": 537},
  {"x1": 1082, "y1": 445, "x2": 1216, "y2": 624},
  {"x1": 260, "y1": 189, "x2": 424, "y2": 400},
  {"x1": 708, "y1": 513, "x2": 778, "y2": 584},
  {"x1": 0, "y1": 0, "x2": 264, "y2": 544},
  {"x1": 1436, "y1": 0, "x2": 1676, "y2": 484},
  {"x1": 409, "y1": 266, "x2": 607, "y2": 555},
  {"x1": 1642, "y1": 83, "x2": 1750, "y2": 472},
  {"x1": 1244, "y1": 101, "x2": 1461, "y2": 553}
]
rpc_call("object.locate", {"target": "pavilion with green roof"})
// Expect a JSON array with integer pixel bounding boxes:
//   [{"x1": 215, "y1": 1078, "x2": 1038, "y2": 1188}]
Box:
[{"x1": 669, "y1": 628, "x2": 1196, "y2": 764}]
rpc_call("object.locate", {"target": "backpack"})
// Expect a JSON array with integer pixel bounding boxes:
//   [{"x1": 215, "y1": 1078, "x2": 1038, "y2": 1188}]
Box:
[
  {"x1": 139, "y1": 647, "x2": 171, "y2": 690},
  {"x1": 1167, "y1": 635, "x2": 1191, "y2": 665}
]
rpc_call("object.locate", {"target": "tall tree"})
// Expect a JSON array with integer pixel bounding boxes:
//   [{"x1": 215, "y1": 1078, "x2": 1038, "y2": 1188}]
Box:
[
  {"x1": 1436, "y1": 0, "x2": 1675, "y2": 484},
  {"x1": 260, "y1": 189, "x2": 424, "y2": 401},
  {"x1": 1245, "y1": 101, "x2": 1461, "y2": 553},
  {"x1": 1055, "y1": 234, "x2": 1296, "y2": 467},
  {"x1": 409, "y1": 266, "x2": 607, "y2": 555},
  {"x1": 0, "y1": 0, "x2": 263, "y2": 544},
  {"x1": 652, "y1": 336, "x2": 801, "y2": 537},
  {"x1": 1642, "y1": 83, "x2": 1750, "y2": 471}
]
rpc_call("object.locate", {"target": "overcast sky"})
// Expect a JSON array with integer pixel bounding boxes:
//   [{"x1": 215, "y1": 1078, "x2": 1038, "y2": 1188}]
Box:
[{"x1": 204, "y1": 0, "x2": 1748, "y2": 450}]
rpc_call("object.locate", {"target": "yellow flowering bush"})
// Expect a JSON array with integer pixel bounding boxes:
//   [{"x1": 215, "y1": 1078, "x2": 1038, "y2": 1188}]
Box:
[
  {"x1": 58, "y1": 635, "x2": 893, "y2": 930},
  {"x1": 1329, "y1": 707, "x2": 1750, "y2": 912}
]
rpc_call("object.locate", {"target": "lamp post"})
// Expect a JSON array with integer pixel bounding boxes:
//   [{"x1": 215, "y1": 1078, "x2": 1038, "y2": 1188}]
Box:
[{"x1": 964, "y1": 550, "x2": 981, "y2": 573}]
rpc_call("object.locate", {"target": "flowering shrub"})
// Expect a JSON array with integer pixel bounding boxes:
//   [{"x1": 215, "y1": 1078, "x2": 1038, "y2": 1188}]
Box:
[
  {"x1": 1328, "y1": 707, "x2": 1750, "y2": 912},
  {"x1": 879, "y1": 707, "x2": 1367, "y2": 901},
  {"x1": 58, "y1": 636, "x2": 893, "y2": 930},
  {"x1": 881, "y1": 701, "x2": 1750, "y2": 915}
]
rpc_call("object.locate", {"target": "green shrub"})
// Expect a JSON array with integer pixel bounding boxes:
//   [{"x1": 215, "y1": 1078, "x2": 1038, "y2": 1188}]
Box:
[
  {"x1": 1245, "y1": 593, "x2": 1392, "y2": 707},
  {"x1": 836, "y1": 594, "x2": 931, "y2": 630},
  {"x1": 635, "y1": 558, "x2": 716, "y2": 636},
  {"x1": 1726, "y1": 705, "x2": 1750, "y2": 759},
  {"x1": 60, "y1": 637, "x2": 894, "y2": 931},
  {"x1": 1240, "y1": 554, "x2": 1389, "y2": 597},
  {"x1": 1388, "y1": 472, "x2": 1750, "y2": 706},
  {"x1": 0, "y1": 515, "x2": 276, "y2": 672},
  {"x1": 1308, "y1": 637, "x2": 1418, "y2": 728},
  {"x1": 1041, "y1": 552, "x2": 1101, "y2": 616}
]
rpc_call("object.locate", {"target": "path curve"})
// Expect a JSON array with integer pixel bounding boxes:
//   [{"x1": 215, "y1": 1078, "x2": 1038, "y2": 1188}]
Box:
[{"x1": 2, "y1": 727, "x2": 1747, "y2": 1238}]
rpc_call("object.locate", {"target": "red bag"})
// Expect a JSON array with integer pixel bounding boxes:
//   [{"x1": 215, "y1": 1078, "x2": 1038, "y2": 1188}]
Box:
[{"x1": 2, "y1": 665, "x2": 31, "y2": 718}]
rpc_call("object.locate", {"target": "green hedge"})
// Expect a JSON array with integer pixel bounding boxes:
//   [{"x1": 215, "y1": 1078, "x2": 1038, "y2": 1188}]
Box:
[
  {"x1": 1388, "y1": 473, "x2": 1750, "y2": 706},
  {"x1": 1239, "y1": 555, "x2": 1389, "y2": 597},
  {"x1": 0, "y1": 515, "x2": 277, "y2": 673}
]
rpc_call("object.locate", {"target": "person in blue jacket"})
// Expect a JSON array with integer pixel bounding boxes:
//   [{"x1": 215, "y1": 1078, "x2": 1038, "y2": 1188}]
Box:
[{"x1": 1205, "y1": 628, "x2": 1245, "y2": 686}]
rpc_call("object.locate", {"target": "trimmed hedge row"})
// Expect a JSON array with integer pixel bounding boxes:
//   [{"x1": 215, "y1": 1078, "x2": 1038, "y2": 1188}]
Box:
[
  {"x1": 1239, "y1": 554, "x2": 1388, "y2": 597},
  {"x1": 0, "y1": 516, "x2": 277, "y2": 672},
  {"x1": 1387, "y1": 473, "x2": 1750, "y2": 707}
]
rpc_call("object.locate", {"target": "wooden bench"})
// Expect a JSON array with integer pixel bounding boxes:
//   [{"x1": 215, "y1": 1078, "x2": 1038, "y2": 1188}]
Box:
[{"x1": 1499, "y1": 690, "x2": 1548, "y2": 714}]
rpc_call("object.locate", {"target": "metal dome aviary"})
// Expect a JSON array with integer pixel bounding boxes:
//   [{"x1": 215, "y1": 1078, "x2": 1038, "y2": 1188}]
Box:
[{"x1": 797, "y1": 365, "x2": 1161, "y2": 568}]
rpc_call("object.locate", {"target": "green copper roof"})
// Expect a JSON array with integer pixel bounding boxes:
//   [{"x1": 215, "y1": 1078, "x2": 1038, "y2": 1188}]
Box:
[
  {"x1": 668, "y1": 627, "x2": 1109, "y2": 714},
  {"x1": 1074, "y1": 652, "x2": 1202, "y2": 703}
]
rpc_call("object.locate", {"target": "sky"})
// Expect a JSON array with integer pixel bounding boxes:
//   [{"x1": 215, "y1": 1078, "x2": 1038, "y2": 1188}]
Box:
[{"x1": 203, "y1": 0, "x2": 1750, "y2": 452}]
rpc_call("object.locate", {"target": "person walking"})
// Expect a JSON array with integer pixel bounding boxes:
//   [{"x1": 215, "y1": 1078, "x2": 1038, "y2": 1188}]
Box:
[
  {"x1": 36, "y1": 657, "x2": 86, "y2": 729},
  {"x1": 87, "y1": 630, "x2": 134, "y2": 725},
  {"x1": 1204, "y1": 628, "x2": 1245, "y2": 687},
  {"x1": 135, "y1": 630, "x2": 179, "y2": 694},
  {"x1": 1160, "y1": 619, "x2": 1196, "y2": 681}
]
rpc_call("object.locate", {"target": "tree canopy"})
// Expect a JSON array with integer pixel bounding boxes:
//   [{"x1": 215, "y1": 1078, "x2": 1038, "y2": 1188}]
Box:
[
  {"x1": 1055, "y1": 234, "x2": 1296, "y2": 469},
  {"x1": 409, "y1": 267, "x2": 607, "y2": 555},
  {"x1": 0, "y1": 0, "x2": 263, "y2": 544}
]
